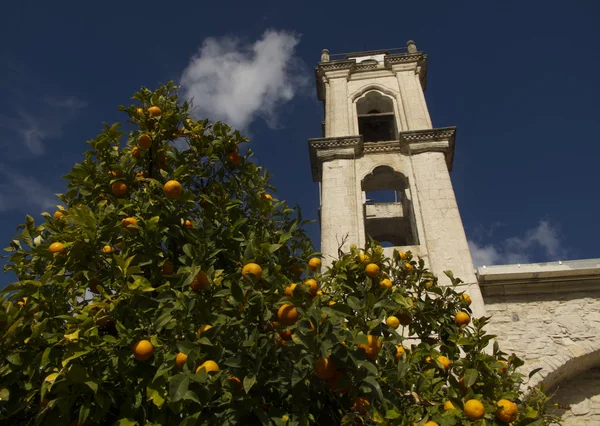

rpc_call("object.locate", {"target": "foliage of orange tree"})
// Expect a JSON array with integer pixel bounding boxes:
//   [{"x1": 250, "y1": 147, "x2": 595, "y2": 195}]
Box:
[{"x1": 0, "y1": 84, "x2": 556, "y2": 425}]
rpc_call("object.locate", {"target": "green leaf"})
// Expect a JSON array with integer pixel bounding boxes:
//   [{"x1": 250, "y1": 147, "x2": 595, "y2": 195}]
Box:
[
  {"x1": 464, "y1": 369, "x2": 478, "y2": 387},
  {"x1": 169, "y1": 374, "x2": 189, "y2": 402},
  {"x1": 385, "y1": 409, "x2": 400, "y2": 419},
  {"x1": 528, "y1": 367, "x2": 543, "y2": 379},
  {"x1": 363, "y1": 376, "x2": 383, "y2": 400},
  {"x1": 243, "y1": 375, "x2": 256, "y2": 394},
  {"x1": 115, "y1": 419, "x2": 138, "y2": 426},
  {"x1": 0, "y1": 388, "x2": 9, "y2": 401}
]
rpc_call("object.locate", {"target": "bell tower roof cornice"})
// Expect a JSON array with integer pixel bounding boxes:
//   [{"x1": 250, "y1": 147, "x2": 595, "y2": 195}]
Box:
[{"x1": 316, "y1": 44, "x2": 428, "y2": 101}]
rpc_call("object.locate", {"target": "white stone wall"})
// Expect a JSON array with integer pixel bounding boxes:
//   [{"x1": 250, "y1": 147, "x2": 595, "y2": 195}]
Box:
[
  {"x1": 485, "y1": 292, "x2": 600, "y2": 392},
  {"x1": 551, "y1": 367, "x2": 600, "y2": 425},
  {"x1": 320, "y1": 158, "x2": 359, "y2": 265}
]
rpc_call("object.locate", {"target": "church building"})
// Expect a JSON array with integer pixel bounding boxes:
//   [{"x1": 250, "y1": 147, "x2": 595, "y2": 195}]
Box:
[{"x1": 307, "y1": 41, "x2": 600, "y2": 424}]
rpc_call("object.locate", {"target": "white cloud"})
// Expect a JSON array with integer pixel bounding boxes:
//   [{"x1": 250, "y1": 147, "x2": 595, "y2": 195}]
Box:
[
  {"x1": 0, "y1": 164, "x2": 58, "y2": 213},
  {"x1": 0, "y1": 96, "x2": 87, "y2": 156},
  {"x1": 180, "y1": 30, "x2": 308, "y2": 131},
  {"x1": 468, "y1": 220, "x2": 567, "y2": 267}
]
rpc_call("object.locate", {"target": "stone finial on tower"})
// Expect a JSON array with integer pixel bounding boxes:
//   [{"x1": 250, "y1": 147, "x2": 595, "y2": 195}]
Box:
[
  {"x1": 320, "y1": 48, "x2": 330, "y2": 62},
  {"x1": 406, "y1": 40, "x2": 417, "y2": 54}
]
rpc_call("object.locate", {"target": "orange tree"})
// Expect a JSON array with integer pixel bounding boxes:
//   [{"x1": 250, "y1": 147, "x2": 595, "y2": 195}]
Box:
[{"x1": 0, "y1": 84, "x2": 556, "y2": 425}]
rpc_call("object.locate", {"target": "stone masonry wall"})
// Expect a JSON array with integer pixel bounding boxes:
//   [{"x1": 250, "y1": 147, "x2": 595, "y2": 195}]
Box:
[
  {"x1": 485, "y1": 292, "x2": 600, "y2": 391},
  {"x1": 551, "y1": 367, "x2": 600, "y2": 425}
]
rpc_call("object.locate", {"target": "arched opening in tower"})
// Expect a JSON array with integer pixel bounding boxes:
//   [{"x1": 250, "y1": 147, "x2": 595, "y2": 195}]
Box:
[
  {"x1": 356, "y1": 91, "x2": 397, "y2": 142},
  {"x1": 362, "y1": 166, "x2": 419, "y2": 247}
]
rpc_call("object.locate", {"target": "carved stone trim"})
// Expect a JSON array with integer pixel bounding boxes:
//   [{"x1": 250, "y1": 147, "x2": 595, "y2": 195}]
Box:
[
  {"x1": 315, "y1": 52, "x2": 428, "y2": 100},
  {"x1": 400, "y1": 127, "x2": 456, "y2": 171},
  {"x1": 308, "y1": 136, "x2": 362, "y2": 181}
]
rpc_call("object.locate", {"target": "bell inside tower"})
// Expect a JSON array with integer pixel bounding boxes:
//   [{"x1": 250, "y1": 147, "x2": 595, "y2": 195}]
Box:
[{"x1": 356, "y1": 91, "x2": 397, "y2": 142}]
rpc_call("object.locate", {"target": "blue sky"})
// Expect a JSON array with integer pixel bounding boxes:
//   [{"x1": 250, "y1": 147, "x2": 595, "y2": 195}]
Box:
[{"x1": 1, "y1": 1, "x2": 599, "y2": 287}]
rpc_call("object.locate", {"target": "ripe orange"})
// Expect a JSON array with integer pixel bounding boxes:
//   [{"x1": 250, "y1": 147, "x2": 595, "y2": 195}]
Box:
[
  {"x1": 157, "y1": 153, "x2": 166, "y2": 169},
  {"x1": 121, "y1": 217, "x2": 138, "y2": 233},
  {"x1": 138, "y1": 134, "x2": 152, "y2": 150},
  {"x1": 162, "y1": 260, "x2": 174, "y2": 275},
  {"x1": 437, "y1": 355, "x2": 451, "y2": 370},
  {"x1": 357, "y1": 253, "x2": 370, "y2": 265},
  {"x1": 147, "y1": 106, "x2": 162, "y2": 116},
  {"x1": 228, "y1": 151, "x2": 241, "y2": 165},
  {"x1": 175, "y1": 352, "x2": 187, "y2": 368},
  {"x1": 455, "y1": 311, "x2": 470, "y2": 326},
  {"x1": 135, "y1": 171, "x2": 147, "y2": 181},
  {"x1": 111, "y1": 181, "x2": 127, "y2": 197},
  {"x1": 284, "y1": 283, "x2": 297, "y2": 297},
  {"x1": 242, "y1": 263, "x2": 262, "y2": 280},
  {"x1": 399, "y1": 251, "x2": 407, "y2": 260},
  {"x1": 196, "y1": 360, "x2": 219, "y2": 374},
  {"x1": 133, "y1": 340, "x2": 154, "y2": 361},
  {"x1": 458, "y1": 377, "x2": 468, "y2": 392},
  {"x1": 496, "y1": 399, "x2": 518, "y2": 423},
  {"x1": 365, "y1": 263, "x2": 380, "y2": 278},
  {"x1": 136, "y1": 107, "x2": 143, "y2": 116},
  {"x1": 308, "y1": 257, "x2": 321, "y2": 271},
  {"x1": 405, "y1": 262, "x2": 412, "y2": 271},
  {"x1": 395, "y1": 345, "x2": 405, "y2": 360},
  {"x1": 164, "y1": 180, "x2": 182, "y2": 198},
  {"x1": 53, "y1": 210, "x2": 66, "y2": 221},
  {"x1": 102, "y1": 245, "x2": 114, "y2": 254},
  {"x1": 277, "y1": 304, "x2": 298, "y2": 326},
  {"x1": 397, "y1": 313, "x2": 412, "y2": 326},
  {"x1": 304, "y1": 279, "x2": 318, "y2": 295},
  {"x1": 460, "y1": 293, "x2": 472, "y2": 305},
  {"x1": 498, "y1": 360, "x2": 508, "y2": 374},
  {"x1": 357, "y1": 335, "x2": 381, "y2": 361},
  {"x1": 131, "y1": 147, "x2": 141, "y2": 158},
  {"x1": 423, "y1": 422, "x2": 438, "y2": 426},
  {"x1": 49, "y1": 242, "x2": 66, "y2": 255},
  {"x1": 327, "y1": 370, "x2": 348, "y2": 394},
  {"x1": 261, "y1": 193, "x2": 273, "y2": 201},
  {"x1": 353, "y1": 397, "x2": 370, "y2": 415},
  {"x1": 386, "y1": 316, "x2": 400, "y2": 328},
  {"x1": 227, "y1": 376, "x2": 242, "y2": 389},
  {"x1": 464, "y1": 399, "x2": 485, "y2": 420},
  {"x1": 279, "y1": 329, "x2": 292, "y2": 341},
  {"x1": 444, "y1": 400, "x2": 455, "y2": 411},
  {"x1": 379, "y1": 278, "x2": 392, "y2": 289},
  {"x1": 314, "y1": 357, "x2": 336, "y2": 379},
  {"x1": 289, "y1": 264, "x2": 304, "y2": 279},
  {"x1": 184, "y1": 219, "x2": 193, "y2": 228},
  {"x1": 190, "y1": 271, "x2": 209, "y2": 290},
  {"x1": 197, "y1": 324, "x2": 213, "y2": 335}
]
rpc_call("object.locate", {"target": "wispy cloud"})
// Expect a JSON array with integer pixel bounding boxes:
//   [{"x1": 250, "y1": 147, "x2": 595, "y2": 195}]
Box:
[
  {"x1": 180, "y1": 29, "x2": 308, "y2": 131},
  {"x1": 0, "y1": 95, "x2": 87, "y2": 156},
  {"x1": 468, "y1": 220, "x2": 568, "y2": 267},
  {"x1": 0, "y1": 163, "x2": 58, "y2": 213}
]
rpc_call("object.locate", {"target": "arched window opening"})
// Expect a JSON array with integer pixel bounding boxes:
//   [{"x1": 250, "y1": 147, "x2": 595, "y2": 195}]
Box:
[
  {"x1": 362, "y1": 166, "x2": 418, "y2": 247},
  {"x1": 356, "y1": 91, "x2": 397, "y2": 142}
]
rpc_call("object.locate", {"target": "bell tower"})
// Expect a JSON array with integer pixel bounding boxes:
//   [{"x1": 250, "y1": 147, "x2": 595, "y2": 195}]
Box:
[{"x1": 308, "y1": 41, "x2": 485, "y2": 315}]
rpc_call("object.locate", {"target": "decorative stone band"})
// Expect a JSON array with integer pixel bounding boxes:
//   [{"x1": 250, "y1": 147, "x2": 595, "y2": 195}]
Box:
[
  {"x1": 401, "y1": 127, "x2": 456, "y2": 172},
  {"x1": 477, "y1": 258, "x2": 600, "y2": 297},
  {"x1": 308, "y1": 127, "x2": 456, "y2": 182},
  {"x1": 315, "y1": 52, "x2": 427, "y2": 100}
]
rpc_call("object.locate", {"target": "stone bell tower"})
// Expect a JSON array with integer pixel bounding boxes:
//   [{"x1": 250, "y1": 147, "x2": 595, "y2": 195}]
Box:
[{"x1": 308, "y1": 41, "x2": 485, "y2": 315}]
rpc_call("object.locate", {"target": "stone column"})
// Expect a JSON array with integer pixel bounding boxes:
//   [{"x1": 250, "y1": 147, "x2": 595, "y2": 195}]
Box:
[
  {"x1": 407, "y1": 134, "x2": 486, "y2": 317},
  {"x1": 320, "y1": 156, "x2": 359, "y2": 265}
]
